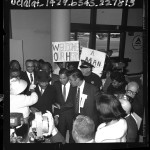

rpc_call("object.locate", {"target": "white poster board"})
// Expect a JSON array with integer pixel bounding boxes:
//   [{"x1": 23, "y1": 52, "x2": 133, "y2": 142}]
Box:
[
  {"x1": 52, "y1": 41, "x2": 79, "y2": 62},
  {"x1": 10, "y1": 39, "x2": 24, "y2": 71},
  {"x1": 79, "y1": 47, "x2": 106, "y2": 77}
]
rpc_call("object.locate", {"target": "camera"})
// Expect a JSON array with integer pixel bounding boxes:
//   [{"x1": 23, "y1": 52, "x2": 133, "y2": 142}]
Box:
[{"x1": 10, "y1": 113, "x2": 24, "y2": 128}]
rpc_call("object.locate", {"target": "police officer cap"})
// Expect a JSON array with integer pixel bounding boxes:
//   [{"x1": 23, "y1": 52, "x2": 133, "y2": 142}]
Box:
[{"x1": 80, "y1": 60, "x2": 94, "y2": 68}]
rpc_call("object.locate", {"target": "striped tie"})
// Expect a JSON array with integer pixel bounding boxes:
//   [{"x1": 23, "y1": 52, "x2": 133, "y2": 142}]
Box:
[{"x1": 75, "y1": 87, "x2": 80, "y2": 114}]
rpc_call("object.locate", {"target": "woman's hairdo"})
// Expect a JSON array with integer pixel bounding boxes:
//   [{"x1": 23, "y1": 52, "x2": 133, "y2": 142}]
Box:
[{"x1": 96, "y1": 94, "x2": 126, "y2": 123}]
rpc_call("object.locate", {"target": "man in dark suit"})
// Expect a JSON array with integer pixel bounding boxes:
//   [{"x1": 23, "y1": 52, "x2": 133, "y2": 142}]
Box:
[
  {"x1": 53, "y1": 68, "x2": 77, "y2": 143},
  {"x1": 20, "y1": 59, "x2": 36, "y2": 95},
  {"x1": 69, "y1": 69, "x2": 101, "y2": 129},
  {"x1": 30, "y1": 71, "x2": 56, "y2": 114}
]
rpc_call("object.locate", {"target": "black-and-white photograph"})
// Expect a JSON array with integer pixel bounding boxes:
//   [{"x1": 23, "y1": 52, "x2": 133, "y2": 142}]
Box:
[{"x1": 3, "y1": 0, "x2": 148, "y2": 149}]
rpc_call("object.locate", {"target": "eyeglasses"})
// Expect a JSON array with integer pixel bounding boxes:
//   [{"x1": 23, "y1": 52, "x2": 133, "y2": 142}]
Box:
[{"x1": 126, "y1": 90, "x2": 138, "y2": 95}]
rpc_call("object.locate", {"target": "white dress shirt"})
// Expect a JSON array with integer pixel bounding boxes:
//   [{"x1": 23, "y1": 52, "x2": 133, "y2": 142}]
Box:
[
  {"x1": 61, "y1": 82, "x2": 70, "y2": 102},
  {"x1": 77, "y1": 80, "x2": 85, "y2": 113},
  {"x1": 38, "y1": 85, "x2": 45, "y2": 95},
  {"x1": 26, "y1": 71, "x2": 34, "y2": 84}
]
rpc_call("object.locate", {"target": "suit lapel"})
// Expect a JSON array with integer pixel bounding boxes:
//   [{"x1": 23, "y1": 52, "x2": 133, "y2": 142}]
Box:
[
  {"x1": 83, "y1": 82, "x2": 89, "y2": 95},
  {"x1": 58, "y1": 82, "x2": 64, "y2": 102},
  {"x1": 25, "y1": 71, "x2": 31, "y2": 84}
]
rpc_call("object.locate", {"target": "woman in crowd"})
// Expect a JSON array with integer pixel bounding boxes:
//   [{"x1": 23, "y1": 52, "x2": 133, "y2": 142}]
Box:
[
  {"x1": 107, "y1": 71, "x2": 128, "y2": 95},
  {"x1": 95, "y1": 94, "x2": 127, "y2": 143}
]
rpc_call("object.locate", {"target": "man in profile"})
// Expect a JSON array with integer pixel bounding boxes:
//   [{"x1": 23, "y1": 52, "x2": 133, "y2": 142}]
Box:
[
  {"x1": 72, "y1": 115, "x2": 95, "y2": 143},
  {"x1": 69, "y1": 69, "x2": 100, "y2": 128}
]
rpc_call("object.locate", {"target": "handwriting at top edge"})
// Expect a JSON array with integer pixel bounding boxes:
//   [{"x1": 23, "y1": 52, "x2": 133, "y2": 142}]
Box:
[{"x1": 10, "y1": 0, "x2": 136, "y2": 7}]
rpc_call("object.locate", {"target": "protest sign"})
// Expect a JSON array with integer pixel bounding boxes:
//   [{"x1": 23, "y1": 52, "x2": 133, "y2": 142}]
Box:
[
  {"x1": 52, "y1": 41, "x2": 79, "y2": 62},
  {"x1": 79, "y1": 47, "x2": 106, "y2": 77}
]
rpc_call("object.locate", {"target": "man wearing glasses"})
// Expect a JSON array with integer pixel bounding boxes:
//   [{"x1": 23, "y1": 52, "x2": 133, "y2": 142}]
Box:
[
  {"x1": 125, "y1": 81, "x2": 144, "y2": 142},
  {"x1": 125, "y1": 81, "x2": 143, "y2": 117}
]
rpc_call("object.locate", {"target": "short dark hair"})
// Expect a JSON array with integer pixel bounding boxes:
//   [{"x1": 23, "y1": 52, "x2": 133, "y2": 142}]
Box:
[
  {"x1": 96, "y1": 94, "x2": 126, "y2": 123},
  {"x1": 72, "y1": 115, "x2": 95, "y2": 141},
  {"x1": 10, "y1": 68, "x2": 20, "y2": 79},
  {"x1": 10, "y1": 60, "x2": 21, "y2": 70},
  {"x1": 69, "y1": 69, "x2": 84, "y2": 80},
  {"x1": 59, "y1": 68, "x2": 69, "y2": 76},
  {"x1": 110, "y1": 71, "x2": 125, "y2": 83},
  {"x1": 25, "y1": 59, "x2": 33, "y2": 65}
]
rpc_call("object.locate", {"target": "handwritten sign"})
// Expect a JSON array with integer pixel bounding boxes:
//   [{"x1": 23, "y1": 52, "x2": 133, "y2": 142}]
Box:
[
  {"x1": 52, "y1": 41, "x2": 79, "y2": 62},
  {"x1": 79, "y1": 47, "x2": 106, "y2": 77}
]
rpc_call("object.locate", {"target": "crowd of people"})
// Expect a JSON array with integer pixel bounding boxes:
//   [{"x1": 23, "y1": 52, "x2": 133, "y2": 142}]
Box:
[{"x1": 9, "y1": 57, "x2": 144, "y2": 143}]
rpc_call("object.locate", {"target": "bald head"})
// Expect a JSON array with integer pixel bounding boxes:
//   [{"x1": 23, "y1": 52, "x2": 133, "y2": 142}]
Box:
[{"x1": 125, "y1": 81, "x2": 139, "y2": 98}]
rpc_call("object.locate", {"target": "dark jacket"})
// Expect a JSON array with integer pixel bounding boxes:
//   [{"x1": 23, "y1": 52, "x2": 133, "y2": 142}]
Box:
[
  {"x1": 78, "y1": 82, "x2": 101, "y2": 128},
  {"x1": 31, "y1": 84, "x2": 56, "y2": 114}
]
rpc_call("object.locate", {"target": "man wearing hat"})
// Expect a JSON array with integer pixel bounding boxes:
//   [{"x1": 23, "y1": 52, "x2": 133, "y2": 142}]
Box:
[
  {"x1": 80, "y1": 60, "x2": 102, "y2": 90},
  {"x1": 30, "y1": 71, "x2": 57, "y2": 114}
]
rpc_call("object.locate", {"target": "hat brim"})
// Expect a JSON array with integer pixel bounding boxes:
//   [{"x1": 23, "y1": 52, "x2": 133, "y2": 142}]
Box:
[
  {"x1": 80, "y1": 65, "x2": 90, "y2": 68},
  {"x1": 37, "y1": 77, "x2": 51, "y2": 82},
  {"x1": 10, "y1": 79, "x2": 27, "y2": 95}
]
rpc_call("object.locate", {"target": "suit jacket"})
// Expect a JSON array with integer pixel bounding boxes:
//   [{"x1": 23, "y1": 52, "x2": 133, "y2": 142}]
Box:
[
  {"x1": 31, "y1": 84, "x2": 56, "y2": 114},
  {"x1": 53, "y1": 81, "x2": 77, "y2": 114},
  {"x1": 51, "y1": 73, "x2": 59, "y2": 85},
  {"x1": 125, "y1": 114, "x2": 138, "y2": 142},
  {"x1": 78, "y1": 82, "x2": 101, "y2": 127}
]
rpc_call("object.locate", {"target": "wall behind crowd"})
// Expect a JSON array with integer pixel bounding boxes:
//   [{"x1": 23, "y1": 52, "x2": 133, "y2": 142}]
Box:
[
  {"x1": 10, "y1": 9, "x2": 143, "y2": 74},
  {"x1": 11, "y1": 10, "x2": 52, "y2": 71}
]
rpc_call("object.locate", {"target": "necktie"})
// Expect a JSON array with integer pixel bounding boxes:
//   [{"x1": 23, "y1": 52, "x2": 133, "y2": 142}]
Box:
[
  {"x1": 30, "y1": 73, "x2": 33, "y2": 83},
  {"x1": 75, "y1": 87, "x2": 80, "y2": 114},
  {"x1": 63, "y1": 85, "x2": 66, "y2": 101}
]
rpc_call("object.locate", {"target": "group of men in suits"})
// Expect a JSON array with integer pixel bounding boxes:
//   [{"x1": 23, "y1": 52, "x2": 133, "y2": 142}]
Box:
[{"x1": 13, "y1": 58, "x2": 101, "y2": 143}]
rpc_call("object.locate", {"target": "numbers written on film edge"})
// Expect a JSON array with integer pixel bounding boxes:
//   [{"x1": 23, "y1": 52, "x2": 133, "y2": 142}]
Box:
[{"x1": 11, "y1": 0, "x2": 136, "y2": 7}]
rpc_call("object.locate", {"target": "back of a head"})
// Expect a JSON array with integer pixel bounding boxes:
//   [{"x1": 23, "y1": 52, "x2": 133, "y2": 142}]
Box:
[
  {"x1": 96, "y1": 94, "x2": 126, "y2": 123},
  {"x1": 10, "y1": 68, "x2": 21, "y2": 79},
  {"x1": 10, "y1": 60, "x2": 21, "y2": 70},
  {"x1": 72, "y1": 115, "x2": 95, "y2": 143}
]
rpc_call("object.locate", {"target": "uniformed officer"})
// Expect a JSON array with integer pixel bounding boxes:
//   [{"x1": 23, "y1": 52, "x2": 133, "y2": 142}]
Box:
[{"x1": 79, "y1": 60, "x2": 102, "y2": 90}]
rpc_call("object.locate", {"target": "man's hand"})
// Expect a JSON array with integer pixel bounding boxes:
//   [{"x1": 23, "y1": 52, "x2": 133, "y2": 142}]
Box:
[
  {"x1": 54, "y1": 115, "x2": 59, "y2": 126},
  {"x1": 30, "y1": 107, "x2": 40, "y2": 114},
  {"x1": 29, "y1": 84, "x2": 36, "y2": 92}
]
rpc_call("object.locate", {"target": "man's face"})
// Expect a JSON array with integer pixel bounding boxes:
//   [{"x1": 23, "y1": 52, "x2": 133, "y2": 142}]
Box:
[
  {"x1": 69, "y1": 75, "x2": 78, "y2": 87},
  {"x1": 38, "y1": 81, "x2": 49, "y2": 89},
  {"x1": 42, "y1": 65, "x2": 51, "y2": 76},
  {"x1": 26, "y1": 62, "x2": 34, "y2": 73},
  {"x1": 80, "y1": 67, "x2": 91, "y2": 76},
  {"x1": 111, "y1": 80, "x2": 122, "y2": 88},
  {"x1": 59, "y1": 74, "x2": 69, "y2": 85},
  {"x1": 126, "y1": 85, "x2": 138, "y2": 98}
]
